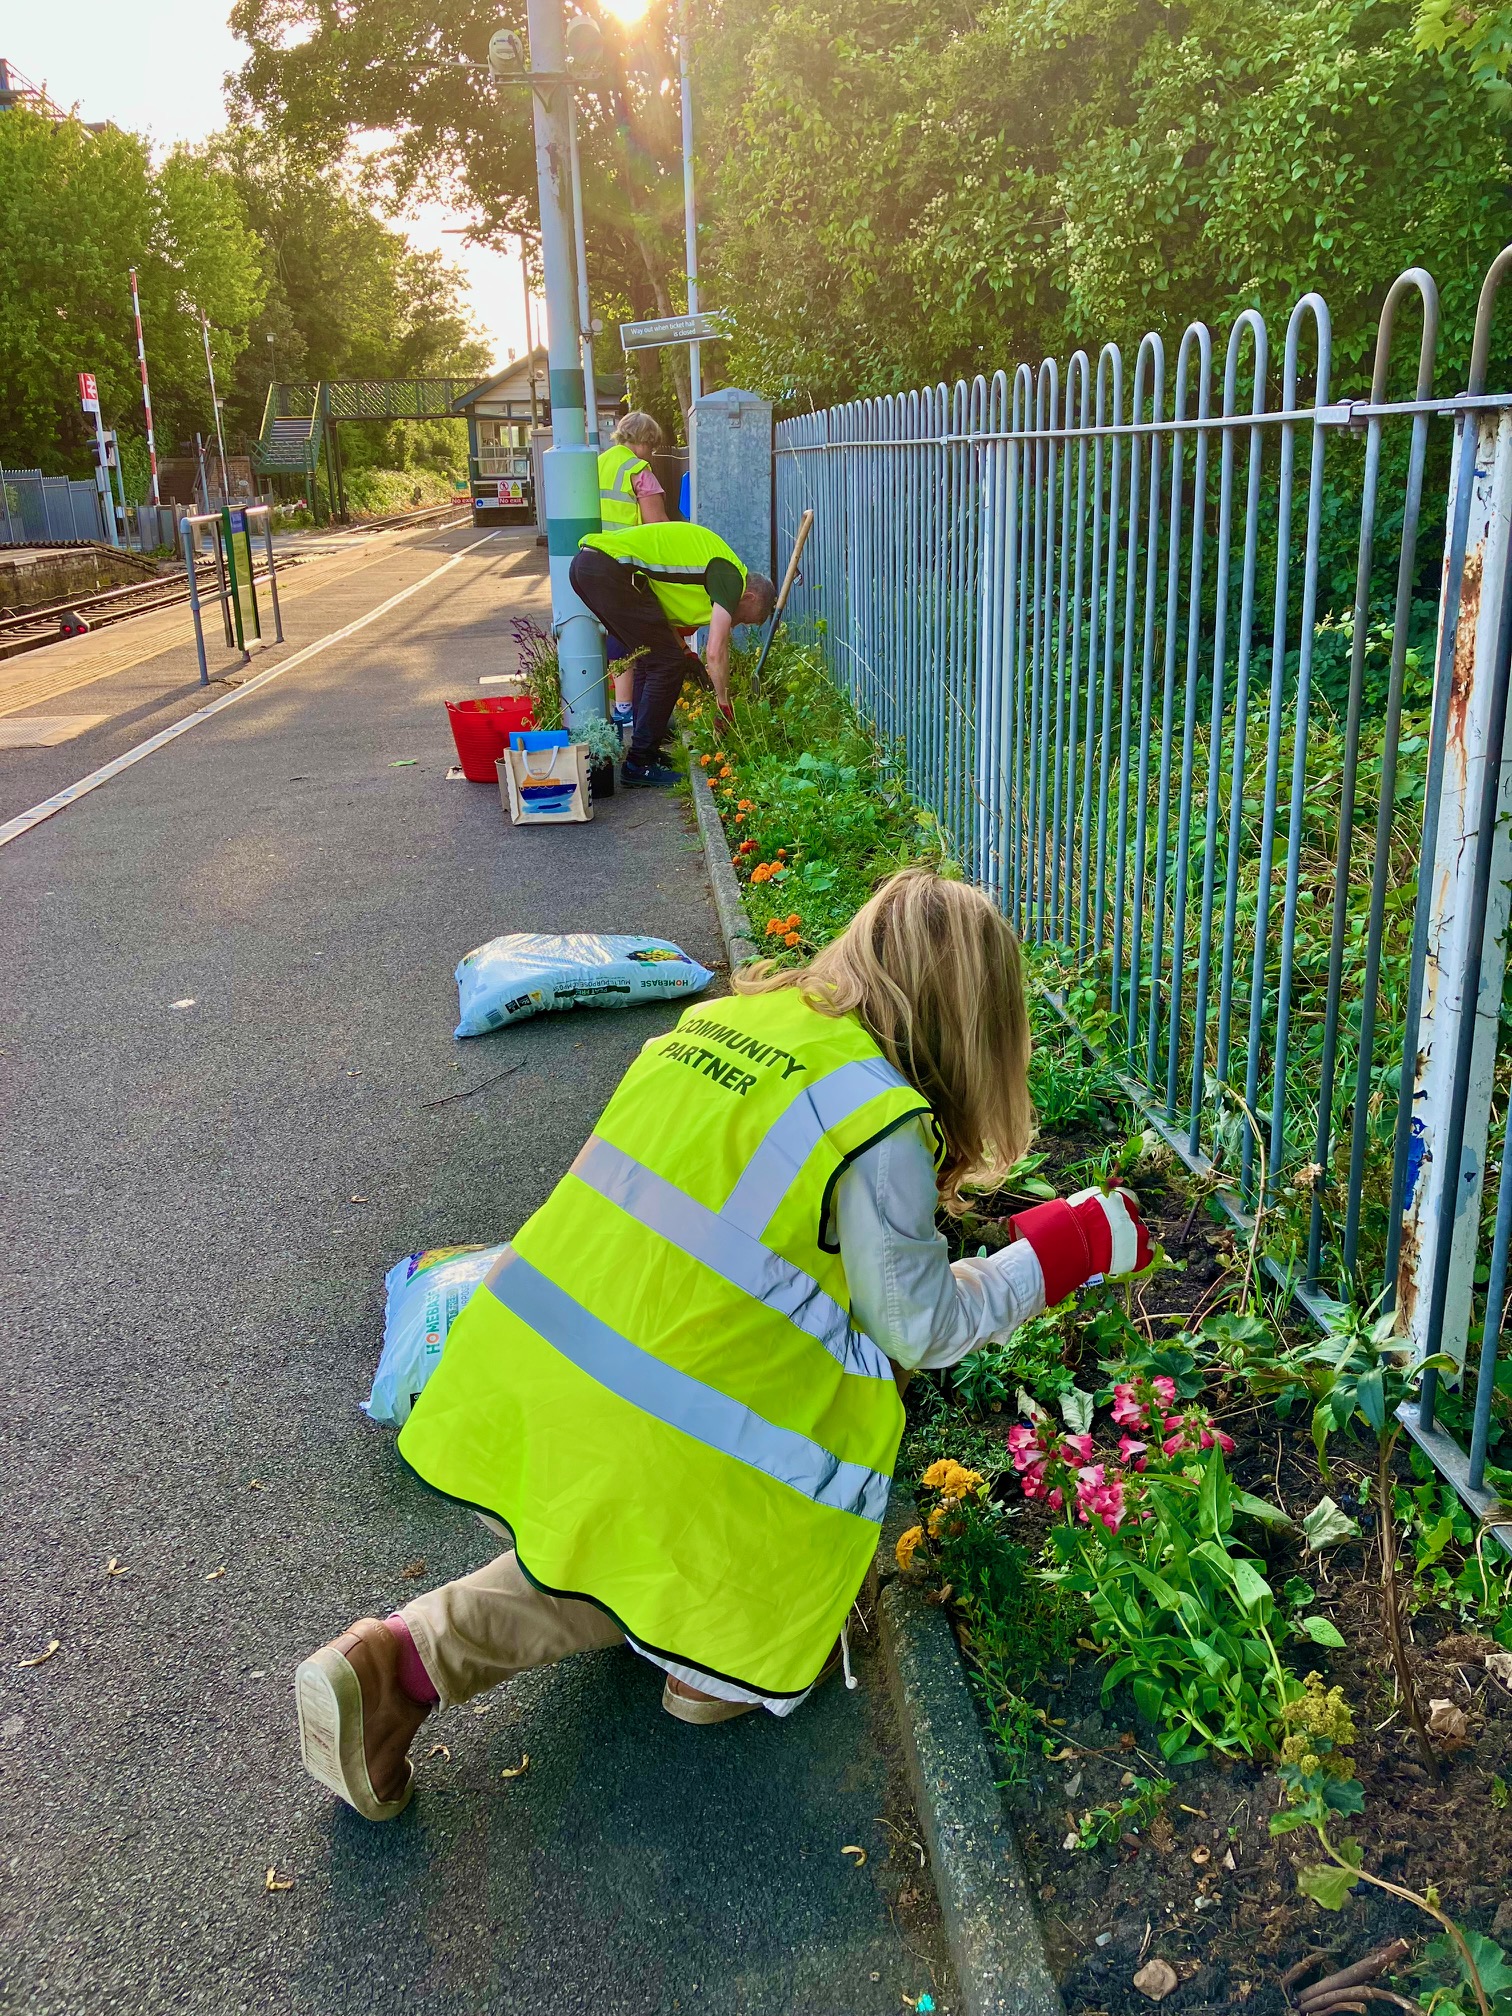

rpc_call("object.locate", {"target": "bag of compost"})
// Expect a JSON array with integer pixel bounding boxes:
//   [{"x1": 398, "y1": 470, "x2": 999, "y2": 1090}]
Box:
[
  {"x1": 454, "y1": 931, "x2": 713, "y2": 1037},
  {"x1": 364, "y1": 1244, "x2": 506, "y2": 1427}
]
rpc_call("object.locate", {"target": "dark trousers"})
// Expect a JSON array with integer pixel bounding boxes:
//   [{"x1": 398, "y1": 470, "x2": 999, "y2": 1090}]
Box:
[{"x1": 570, "y1": 549, "x2": 702, "y2": 767}]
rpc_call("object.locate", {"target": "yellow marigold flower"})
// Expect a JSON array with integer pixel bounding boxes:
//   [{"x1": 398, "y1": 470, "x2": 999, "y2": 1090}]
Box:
[
  {"x1": 894, "y1": 1525, "x2": 925, "y2": 1572},
  {"x1": 927, "y1": 1504, "x2": 949, "y2": 1538},
  {"x1": 920, "y1": 1459, "x2": 956, "y2": 1491}
]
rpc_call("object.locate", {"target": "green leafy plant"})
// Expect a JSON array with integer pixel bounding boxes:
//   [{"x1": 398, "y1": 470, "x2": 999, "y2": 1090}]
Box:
[
  {"x1": 1070, "y1": 1774, "x2": 1175, "y2": 1851},
  {"x1": 1303, "y1": 1298, "x2": 1458, "y2": 1775},
  {"x1": 1044, "y1": 1447, "x2": 1298, "y2": 1761}
]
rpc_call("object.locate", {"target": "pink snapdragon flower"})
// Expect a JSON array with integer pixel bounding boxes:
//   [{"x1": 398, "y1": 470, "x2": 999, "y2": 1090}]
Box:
[
  {"x1": 1117, "y1": 1434, "x2": 1149, "y2": 1471},
  {"x1": 1075, "y1": 1463, "x2": 1127, "y2": 1532},
  {"x1": 1111, "y1": 1382, "x2": 1146, "y2": 1429}
]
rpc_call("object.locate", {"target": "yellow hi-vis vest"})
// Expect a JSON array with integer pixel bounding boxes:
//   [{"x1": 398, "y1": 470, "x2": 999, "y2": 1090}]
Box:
[
  {"x1": 598, "y1": 443, "x2": 649, "y2": 528},
  {"x1": 398, "y1": 987, "x2": 933, "y2": 1697},
  {"x1": 578, "y1": 521, "x2": 747, "y2": 631}
]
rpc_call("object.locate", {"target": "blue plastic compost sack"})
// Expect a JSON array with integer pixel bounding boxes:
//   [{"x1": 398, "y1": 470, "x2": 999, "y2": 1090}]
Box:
[
  {"x1": 364, "y1": 1243, "x2": 506, "y2": 1427},
  {"x1": 454, "y1": 931, "x2": 713, "y2": 1038}
]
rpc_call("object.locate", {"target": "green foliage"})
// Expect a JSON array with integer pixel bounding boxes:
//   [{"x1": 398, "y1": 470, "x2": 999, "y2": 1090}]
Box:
[
  {"x1": 0, "y1": 108, "x2": 265, "y2": 474},
  {"x1": 1071, "y1": 1774, "x2": 1175, "y2": 1852},
  {"x1": 706, "y1": 0, "x2": 1512, "y2": 406},
  {"x1": 683, "y1": 633, "x2": 951, "y2": 952},
  {"x1": 1050, "y1": 1448, "x2": 1302, "y2": 1761},
  {"x1": 341, "y1": 465, "x2": 461, "y2": 518}
]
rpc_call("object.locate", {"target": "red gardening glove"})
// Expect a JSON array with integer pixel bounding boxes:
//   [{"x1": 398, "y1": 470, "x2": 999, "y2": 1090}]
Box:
[{"x1": 1008, "y1": 1185, "x2": 1152, "y2": 1307}]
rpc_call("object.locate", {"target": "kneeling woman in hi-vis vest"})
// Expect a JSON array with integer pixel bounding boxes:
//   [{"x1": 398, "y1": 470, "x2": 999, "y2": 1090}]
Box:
[{"x1": 294, "y1": 869, "x2": 1151, "y2": 1822}]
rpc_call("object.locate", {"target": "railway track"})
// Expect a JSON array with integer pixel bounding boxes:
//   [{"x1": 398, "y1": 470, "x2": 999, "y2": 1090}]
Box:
[{"x1": 0, "y1": 500, "x2": 474, "y2": 659}]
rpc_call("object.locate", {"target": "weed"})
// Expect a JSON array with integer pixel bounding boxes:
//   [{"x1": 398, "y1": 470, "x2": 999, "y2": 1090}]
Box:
[{"x1": 1070, "y1": 1774, "x2": 1175, "y2": 1852}]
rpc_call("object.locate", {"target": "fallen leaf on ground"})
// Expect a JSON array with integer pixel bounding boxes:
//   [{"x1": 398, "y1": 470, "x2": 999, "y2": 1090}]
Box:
[
  {"x1": 389, "y1": 759, "x2": 418, "y2": 767},
  {"x1": 264, "y1": 1867, "x2": 293, "y2": 1892},
  {"x1": 1486, "y1": 1651, "x2": 1512, "y2": 1691},
  {"x1": 1223, "y1": 1848, "x2": 1237, "y2": 1871},
  {"x1": 1302, "y1": 1495, "x2": 1361, "y2": 1552},
  {"x1": 500, "y1": 1754, "x2": 530, "y2": 1779},
  {"x1": 427, "y1": 1743, "x2": 451, "y2": 1761},
  {"x1": 247, "y1": 1480, "x2": 264, "y2": 1491},
  {"x1": 841, "y1": 1844, "x2": 867, "y2": 1866},
  {"x1": 399, "y1": 1559, "x2": 427, "y2": 1580},
  {"x1": 1427, "y1": 1698, "x2": 1468, "y2": 1741},
  {"x1": 205, "y1": 1566, "x2": 226, "y2": 1581},
  {"x1": 103, "y1": 1558, "x2": 128, "y2": 1577},
  {"x1": 1191, "y1": 1846, "x2": 1211, "y2": 1865},
  {"x1": 1133, "y1": 1957, "x2": 1179, "y2": 2002},
  {"x1": 349, "y1": 1196, "x2": 369, "y2": 1204},
  {"x1": 17, "y1": 1640, "x2": 60, "y2": 1668}
]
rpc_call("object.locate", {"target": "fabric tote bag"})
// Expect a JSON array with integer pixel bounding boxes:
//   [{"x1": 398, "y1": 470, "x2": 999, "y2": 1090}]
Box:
[{"x1": 499, "y1": 730, "x2": 593, "y2": 825}]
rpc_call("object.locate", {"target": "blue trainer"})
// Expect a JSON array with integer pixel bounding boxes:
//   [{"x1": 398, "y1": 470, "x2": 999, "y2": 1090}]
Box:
[{"x1": 621, "y1": 759, "x2": 680, "y2": 788}]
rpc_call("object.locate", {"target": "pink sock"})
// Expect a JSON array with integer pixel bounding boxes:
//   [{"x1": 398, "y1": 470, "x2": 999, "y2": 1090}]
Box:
[{"x1": 384, "y1": 1614, "x2": 440, "y2": 1706}]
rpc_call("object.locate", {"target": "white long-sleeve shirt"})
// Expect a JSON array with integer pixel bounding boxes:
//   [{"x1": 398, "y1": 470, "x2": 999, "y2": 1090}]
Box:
[{"x1": 640, "y1": 1116, "x2": 1046, "y2": 1714}]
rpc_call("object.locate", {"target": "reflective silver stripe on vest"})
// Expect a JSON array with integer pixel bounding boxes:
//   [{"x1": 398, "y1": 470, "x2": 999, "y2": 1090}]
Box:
[
  {"x1": 720, "y1": 1056, "x2": 913, "y2": 1239},
  {"x1": 486, "y1": 1248, "x2": 892, "y2": 1523},
  {"x1": 571, "y1": 1134, "x2": 893, "y2": 1383}
]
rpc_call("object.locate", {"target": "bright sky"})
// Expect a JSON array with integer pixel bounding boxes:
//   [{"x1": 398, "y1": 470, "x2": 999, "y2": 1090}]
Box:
[{"x1": 8, "y1": 1, "x2": 533, "y2": 370}]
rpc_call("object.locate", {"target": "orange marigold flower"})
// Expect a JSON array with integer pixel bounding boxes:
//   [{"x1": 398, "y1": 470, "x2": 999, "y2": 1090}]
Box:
[
  {"x1": 776, "y1": 847, "x2": 787, "y2": 857},
  {"x1": 765, "y1": 919, "x2": 783, "y2": 937},
  {"x1": 894, "y1": 1525, "x2": 925, "y2": 1573},
  {"x1": 786, "y1": 913, "x2": 801, "y2": 929},
  {"x1": 718, "y1": 765, "x2": 732, "y2": 780},
  {"x1": 735, "y1": 812, "x2": 745, "y2": 823},
  {"x1": 783, "y1": 930, "x2": 801, "y2": 947},
  {"x1": 699, "y1": 754, "x2": 712, "y2": 768},
  {"x1": 737, "y1": 799, "x2": 753, "y2": 812},
  {"x1": 713, "y1": 751, "x2": 725, "y2": 763}
]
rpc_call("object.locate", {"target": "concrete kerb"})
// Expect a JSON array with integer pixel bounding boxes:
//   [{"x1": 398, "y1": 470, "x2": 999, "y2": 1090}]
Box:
[
  {"x1": 876, "y1": 1555, "x2": 1065, "y2": 2016},
  {"x1": 685, "y1": 750, "x2": 758, "y2": 970},
  {"x1": 685, "y1": 727, "x2": 1062, "y2": 2015}
]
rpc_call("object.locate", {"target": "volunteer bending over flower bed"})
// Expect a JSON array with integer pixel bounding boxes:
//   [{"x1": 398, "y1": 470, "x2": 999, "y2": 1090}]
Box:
[{"x1": 293, "y1": 869, "x2": 1151, "y2": 1823}]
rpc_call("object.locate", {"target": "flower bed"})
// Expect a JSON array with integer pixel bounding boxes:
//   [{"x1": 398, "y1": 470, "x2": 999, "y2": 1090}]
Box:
[{"x1": 689, "y1": 638, "x2": 1512, "y2": 2016}]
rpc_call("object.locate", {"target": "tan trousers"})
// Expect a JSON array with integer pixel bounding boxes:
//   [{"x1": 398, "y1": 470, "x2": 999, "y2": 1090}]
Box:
[{"x1": 400, "y1": 1550, "x2": 624, "y2": 1708}]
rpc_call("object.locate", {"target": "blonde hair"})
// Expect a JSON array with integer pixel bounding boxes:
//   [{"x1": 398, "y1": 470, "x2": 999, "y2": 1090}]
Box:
[
  {"x1": 734, "y1": 867, "x2": 1033, "y2": 1207},
  {"x1": 613, "y1": 410, "x2": 663, "y2": 453}
]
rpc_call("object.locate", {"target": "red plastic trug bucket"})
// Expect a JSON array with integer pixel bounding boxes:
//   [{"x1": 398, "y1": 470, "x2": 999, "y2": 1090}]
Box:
[{"x1": 446, "y1": 696, "x2": 536, "y2": 782}]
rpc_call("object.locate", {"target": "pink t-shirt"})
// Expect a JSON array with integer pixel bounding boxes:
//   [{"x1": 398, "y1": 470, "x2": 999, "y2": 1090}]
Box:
[{"x1": 631, "y1": 465, "x2": 664, "y2": 504}]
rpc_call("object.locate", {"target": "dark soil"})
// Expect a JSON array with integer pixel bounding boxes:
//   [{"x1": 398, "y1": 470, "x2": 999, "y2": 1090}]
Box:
[{"x1": 920, "y1": 1126, "x2": 1512, "y2": 2014}]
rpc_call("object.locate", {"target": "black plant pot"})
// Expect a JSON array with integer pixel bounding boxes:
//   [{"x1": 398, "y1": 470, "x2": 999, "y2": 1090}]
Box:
[{"x1": 589, "y1": 758, "x2": 616, "y2": 800}]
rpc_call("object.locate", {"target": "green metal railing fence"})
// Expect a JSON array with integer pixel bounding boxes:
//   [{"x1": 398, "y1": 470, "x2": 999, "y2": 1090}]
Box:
[{"x1": 776, "y1": 248, "x2": 1512, "y2": 1543}]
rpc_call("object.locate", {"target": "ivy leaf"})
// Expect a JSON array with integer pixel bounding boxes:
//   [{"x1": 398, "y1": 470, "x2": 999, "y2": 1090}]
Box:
[{"x1": 1297, "y1": 1859, "x2": 1362, "y2": 1910}]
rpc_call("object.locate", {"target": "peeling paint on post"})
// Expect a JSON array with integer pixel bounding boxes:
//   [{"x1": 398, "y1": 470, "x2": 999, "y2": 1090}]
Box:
[{"x1": 1399, "y1": 408, "x2": 1512, "y2": 1373}]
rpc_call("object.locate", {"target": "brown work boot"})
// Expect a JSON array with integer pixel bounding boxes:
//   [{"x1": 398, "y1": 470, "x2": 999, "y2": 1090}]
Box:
[
  {"x1": 294, "y1": 1617, "x2": 431, "y2": 1821},
  {"x1": 661, "y1": 1639, "x2": 846, "y2": 1725}
]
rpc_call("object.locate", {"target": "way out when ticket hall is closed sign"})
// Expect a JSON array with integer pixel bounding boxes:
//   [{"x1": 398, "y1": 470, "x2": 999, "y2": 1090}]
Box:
[{"x1": 619, "y1": 312, "x2": 729, "y2": 352}]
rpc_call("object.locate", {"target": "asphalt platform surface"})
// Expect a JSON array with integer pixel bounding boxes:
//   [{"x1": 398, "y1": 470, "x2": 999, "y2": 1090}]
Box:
[{"x1": 1, "y1": 525, "x2": 954, "y2": 2015}]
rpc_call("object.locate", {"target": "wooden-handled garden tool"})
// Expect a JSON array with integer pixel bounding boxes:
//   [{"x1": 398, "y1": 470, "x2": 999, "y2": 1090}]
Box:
[{"x1": 751, "y1": 508, "x2": 814, "y2": 690}]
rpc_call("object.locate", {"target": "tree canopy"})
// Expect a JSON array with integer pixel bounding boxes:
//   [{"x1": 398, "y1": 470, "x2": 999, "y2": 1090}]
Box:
[
  {"x1": 701, "y1": 0, "x2": 1512, "y2": 406},
  {"x1": 0, "y1": 107, "x2": 264, "y2": 473}
]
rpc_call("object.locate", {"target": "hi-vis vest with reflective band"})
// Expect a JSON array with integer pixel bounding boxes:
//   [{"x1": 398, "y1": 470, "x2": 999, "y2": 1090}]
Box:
[
  {"x1": 398, "y1": 987, "x2": 932, "y2": 1697},
  {"x1": 578, "y1": 520, "x2": 746, "y2": 631},
  {"x1": 597, "y1": 444, "x2": 649, "y2": 528}
]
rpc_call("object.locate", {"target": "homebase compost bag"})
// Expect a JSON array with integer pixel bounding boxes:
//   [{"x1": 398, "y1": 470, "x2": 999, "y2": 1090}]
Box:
[
  {"x1": 364, "y1": 1244, "x2": 506, "y2": 1427},
  {"x1": 454, "y1": 931, "x2": 713, "y2": 1037}
]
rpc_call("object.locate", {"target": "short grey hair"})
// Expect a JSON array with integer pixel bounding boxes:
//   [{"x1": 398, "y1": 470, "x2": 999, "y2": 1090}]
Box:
[{"x1": 613, "y1": 410, "x2": 664, "y2": 452}]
